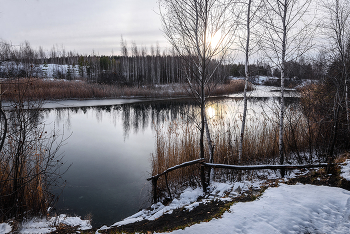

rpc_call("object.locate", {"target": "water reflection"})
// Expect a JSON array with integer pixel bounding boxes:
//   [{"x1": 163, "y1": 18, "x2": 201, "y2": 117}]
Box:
[{"x1": 42, "y1": 95, "x2": 299, "y2": 228}]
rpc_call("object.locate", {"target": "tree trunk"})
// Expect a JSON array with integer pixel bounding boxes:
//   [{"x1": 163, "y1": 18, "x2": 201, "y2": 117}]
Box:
[
  {"x1": 239, "y1": 0, "x2": 252, "y2": 162},
  {"x1": 279, "y1": 0, "x2": 288, "y2": 177}
]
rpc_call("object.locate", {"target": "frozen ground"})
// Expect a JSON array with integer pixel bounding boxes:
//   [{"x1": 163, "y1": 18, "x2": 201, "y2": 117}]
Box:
[
  {"x1": 100, "y1": 161, "x2": 350, "y2": 233},
  {"x1": 2, "y1": 161, "x2": 350, "y2": 233},
  {"x1": 157, "y1": 184, "x2": 350, "y2": 234},
  {"x1": 0, "y1": 214, "x2": 91, "y2": 234}
]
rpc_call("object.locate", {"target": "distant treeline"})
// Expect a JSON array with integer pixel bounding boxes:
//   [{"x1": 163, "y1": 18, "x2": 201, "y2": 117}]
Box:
[{"x1": 0, "y1": 40, "x2": 323, "y2": 86}]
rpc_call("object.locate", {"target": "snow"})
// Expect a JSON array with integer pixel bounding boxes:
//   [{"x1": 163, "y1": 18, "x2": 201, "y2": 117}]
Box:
[
  {"x1": 2, "y1": 158, "x2": 350, "y2": 233},
  {"x1": 158, "y1": 184, "x2": 350, "y2": 234},
  {"x1": 341, "y1": 159, "x2": 350, "y2": 181},
  {"x1": 1, "y1": 214, "x2": 92, "y2": 234},
  {"x1": 0, "y1": 223, "x2": 12, "y2": 233},
  {"x1": 98, "y1": 160, "x2": 350, "y2": 233},
  {"x1": 0, "y1": 62, "x2": 84, "y2": 79},
  {"x1": 110, "y1": 187, "x2": 204, "y2": 228},
  {"x1": 102, "y1": 180, "x2": 263, "y2": 232}
]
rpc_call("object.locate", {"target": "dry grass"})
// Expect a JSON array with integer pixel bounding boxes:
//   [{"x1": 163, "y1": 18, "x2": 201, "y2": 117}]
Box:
[
  {"x1": 0, "y1": 129, "x2": 54, "y2": 221},
  {"x1": 209, "y1": 80, "x2": 254, "y2": 96},
  {"x1": 0, "y1": 102, "x2": 65, "y2": 222},
  {"x1": 151, "y1": 102, "x2": 325, "y2": 196},
  {"x1": 0, "y1": 78, "x2": 250, "y2": 101}
]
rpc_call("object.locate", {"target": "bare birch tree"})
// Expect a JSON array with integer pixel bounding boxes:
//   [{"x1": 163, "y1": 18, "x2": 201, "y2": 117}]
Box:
[
  {"x1": 160, "y1": 0, "x2": 238, "y2": 190},
  {"x1": 237, "y1": 0, "x2": 263, "y2": 161},
  {"x1": 120, "y1": 36, "x2": 130, "y2": 83},
  {"x1": 260, "y1": 0, "x2": 314, "y2": 172}
]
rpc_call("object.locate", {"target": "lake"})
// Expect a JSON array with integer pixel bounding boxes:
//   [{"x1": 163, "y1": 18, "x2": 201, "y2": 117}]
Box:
[{"x1": 41, "y1": 86, "x2": 299, "y2": 228}]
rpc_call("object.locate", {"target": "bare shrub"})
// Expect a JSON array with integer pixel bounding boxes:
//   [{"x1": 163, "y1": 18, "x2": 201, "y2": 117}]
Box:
[{"x1": 0, "y1": 79, "x2": 68, "y2": 222}]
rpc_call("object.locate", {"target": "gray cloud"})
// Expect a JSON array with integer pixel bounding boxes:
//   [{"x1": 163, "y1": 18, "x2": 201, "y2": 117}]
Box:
[{"x1": 0, "y1": 0, "x2": 167, "y2": 55}]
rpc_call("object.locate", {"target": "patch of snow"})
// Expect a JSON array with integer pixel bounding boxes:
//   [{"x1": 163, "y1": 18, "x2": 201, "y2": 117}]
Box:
[
  {"x1": 97, "y1": 225, "x2": 109, "y2": 233},
  {"x1": 111, "y1": 187, "x2": 204, "y2": 227},
  {"x1": 158, "y1": 184, "x2": 350, "y2": 234},
  {"x1": 341, "y1": 159, "x2": 350, "y2": 181},
  {"x1": 185, "y1": 202, "x2": 201, "y2": 212},
  {"x1": 254, "y1": 75, "x2": 272, "y2": 85},
  {"x1": 19, "y1": 218, "x2": 56, "y2": 234},
  {"x1": 109, "y1": 181, "x2": 260, "y2": 230},
  {"x1": 18, "y1": 214, "x2": 91, "y2": 234},
  {"x1": 0, "y1": 223, "x2": 12, "y2": 233}
]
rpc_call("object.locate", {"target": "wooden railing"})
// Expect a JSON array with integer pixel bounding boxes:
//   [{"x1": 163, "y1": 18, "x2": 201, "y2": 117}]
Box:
[
  {"x1": 147, "y1": 159, "x2": 329, "y2": 203},
  {"x1": 147, "y1": 159, "x2": 205, "y2": 203}
]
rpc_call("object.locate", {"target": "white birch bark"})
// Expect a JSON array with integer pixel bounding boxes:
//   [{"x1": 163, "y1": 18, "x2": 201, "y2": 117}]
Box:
[
  {"x1": 261, "y1": 0, "x2": 313, "y2": 168},
  {"x1": 239, "y1": 0, "x2": 252, "y2": 162},
  {"x1": 279, "y1": 0, "x2": 287, "y2": 167}
]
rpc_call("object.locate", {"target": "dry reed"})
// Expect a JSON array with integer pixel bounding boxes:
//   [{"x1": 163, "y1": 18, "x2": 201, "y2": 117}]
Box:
[
  {"x1": 151, "y1": 102, "x2": 324, "y2": 197},
  {"x1": 0, "y1": 78, "x2": 250, "y2": 101},
  {"x1": 0, "y1": 101, "x2": 65, "y2": 222}
]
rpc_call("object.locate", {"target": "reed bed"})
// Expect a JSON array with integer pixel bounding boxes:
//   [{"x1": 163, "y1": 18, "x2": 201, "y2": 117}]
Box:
[
  {"x1": 209, "y1": 79, "x2": 254, "y2": 96},
  {"x1": 0, "y1": 78, "x2": 250, "y2": 101},
  {"x1": 151, "y1": 102, "x2": 324, "y2": 197}
]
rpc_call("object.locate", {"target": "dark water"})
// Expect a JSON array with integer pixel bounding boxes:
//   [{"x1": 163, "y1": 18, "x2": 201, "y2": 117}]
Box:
[
  {"x1": 41, "y1": 92, "x2": 299, "y2": 228},
  {"x1": 43, "y1": 99, "x2": 199, "y2": 228}
]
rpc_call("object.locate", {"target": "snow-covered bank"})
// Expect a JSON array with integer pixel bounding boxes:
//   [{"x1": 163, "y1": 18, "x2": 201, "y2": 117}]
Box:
[
  {"x1": 102, "y1": 159, "x2": 350, "y2": 234},
  {"x1": 0, "y1": 214, "x2": 91, "y2": 234},
  {"x1": 108, "y1": 181, "x2": 260, "y2": 230},
  {"x1": 158, "y1": 184, "x2": 350, "y2": 234}
]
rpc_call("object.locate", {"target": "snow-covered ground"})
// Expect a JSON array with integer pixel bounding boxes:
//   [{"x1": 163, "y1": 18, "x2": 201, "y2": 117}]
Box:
[
  {"x1": 0, "y1": 214, "x2": 91, "y2": 234},
  {"x1": 1, "y1": 160, "x2": 350, "y2": 233},
  {"x1": 158, "y1": 184, "x2": 350, "y2": 234},
  {"x1": 0, "y1": 62, "x2": 84, "y2": 79},
  {"x1": 97, "y1": 160, "x2": 350, "y2": 233}
]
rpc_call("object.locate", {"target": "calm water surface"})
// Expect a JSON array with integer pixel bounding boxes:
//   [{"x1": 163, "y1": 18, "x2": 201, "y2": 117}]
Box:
[
  {"x1": 42, "y1": 86, "x2": 299, "y2": 228},
  {"x1": 43, "y1": 100, "x2": 197, "y2": 228}
]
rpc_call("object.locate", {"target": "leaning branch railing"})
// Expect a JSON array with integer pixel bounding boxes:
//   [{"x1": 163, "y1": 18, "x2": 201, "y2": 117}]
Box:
[
  {"x1": 147, "y1": 160, "x2": 330, "y2": 203},
  {"x1": 147, "y1": 158, "x2": 205, "y2": 181},
  {"x1": 147, "y1": 159, "x2": 205, "y2": 203},
  {"x1": 203, "y1": 163, "x2": 328, "y2": 170}
]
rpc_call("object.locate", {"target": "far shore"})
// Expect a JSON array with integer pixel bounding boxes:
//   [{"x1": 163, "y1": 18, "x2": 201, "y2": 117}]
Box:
[{"x1": 0, "y1": 78, "x2": 253, "y2": 103}]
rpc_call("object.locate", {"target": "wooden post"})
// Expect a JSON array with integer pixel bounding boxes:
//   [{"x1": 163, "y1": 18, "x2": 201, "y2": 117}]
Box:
[{"x1": 152, "y1": 177, "x2": 158, "y2": 204}]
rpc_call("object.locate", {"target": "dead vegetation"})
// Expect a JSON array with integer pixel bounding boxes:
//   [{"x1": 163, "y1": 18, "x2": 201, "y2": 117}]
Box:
[
  {"x1": 0, "y1": 78, "x2": 251, "y2": 101},
  {"x1": 151, "y1": 93, "x2": 337, "y2": 198},
  {"x1": 0, "y1": 81, "x2": 68, "y2": 223}
]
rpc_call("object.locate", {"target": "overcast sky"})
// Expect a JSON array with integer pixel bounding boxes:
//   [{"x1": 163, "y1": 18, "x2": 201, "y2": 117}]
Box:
[{"x1": 0, "y1": 0, "x2": 167, "y2": 55}]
